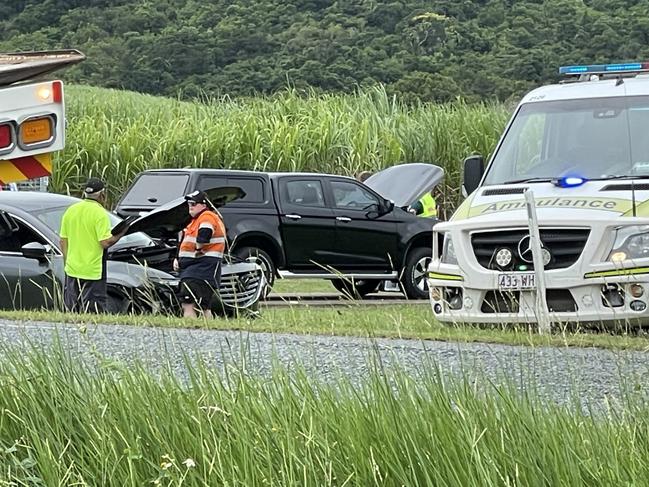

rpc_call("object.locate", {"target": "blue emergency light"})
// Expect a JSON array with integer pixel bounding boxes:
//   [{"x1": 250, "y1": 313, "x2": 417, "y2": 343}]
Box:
[
  {"x1": 559, "y1": 62, "x2": 649, "y2": 75},
  {"x1": 552, "y1": 176, "x2": 587, "y2": 188}
]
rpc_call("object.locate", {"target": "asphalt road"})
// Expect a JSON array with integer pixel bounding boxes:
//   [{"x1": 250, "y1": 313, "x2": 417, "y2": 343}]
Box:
[
  {"x1": 263, "y1": 292, "x2": 428, "y2": 307},
  {"x1": 1, "y1": 319, "x2": 648, "y2": 411}
]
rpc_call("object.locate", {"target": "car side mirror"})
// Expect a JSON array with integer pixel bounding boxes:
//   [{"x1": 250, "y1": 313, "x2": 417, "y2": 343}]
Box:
[
  {"x1": 463, "y1": 155, "x2": 485, "y2": 196},
  {"x1": 366, "y1": 199, "x2": 393, "y2": 219},
  {"x1": 21, "y1": 242, "x2": 49, "y2": 262},
  {"x1": 381, "y1": 199, "x2": 394, "y2": 215}
]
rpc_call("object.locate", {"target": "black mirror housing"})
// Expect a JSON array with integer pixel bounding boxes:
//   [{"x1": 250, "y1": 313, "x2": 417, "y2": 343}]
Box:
[
  {"x1": 21, "y1": 242, "x2": 48, "y2": 262},
  {"x1": 382, "y1": 199, "x2": 395, "y2": 215},
  {"x1": 463, "y1": 155, "x2": 485, "y2": 196}
]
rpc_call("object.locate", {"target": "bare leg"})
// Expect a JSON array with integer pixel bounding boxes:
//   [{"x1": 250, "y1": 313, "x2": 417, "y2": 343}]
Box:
[{"x1": 182, "y1": 302, "x2": 197, "y2": 318}]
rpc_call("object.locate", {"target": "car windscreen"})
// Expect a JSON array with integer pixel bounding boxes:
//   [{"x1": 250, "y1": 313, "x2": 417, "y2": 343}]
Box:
[
  {"x1": 119, "y1": 173, "x2": 190, "y2": 207},
  {"x1": 483, "y1": 96, "x2": 649, "y2": 184},
  {"x1": 34, "y1": 205, "x2": 154, "y2": 250}
]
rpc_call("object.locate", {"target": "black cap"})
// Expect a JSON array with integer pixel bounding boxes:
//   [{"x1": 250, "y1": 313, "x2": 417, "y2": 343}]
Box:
[
  {"x1": 84, "y1": 177, "x2": 105, "y2": 195},
  {"x1": 184, "y1": 190, "x2": 208, "y2": 204}
]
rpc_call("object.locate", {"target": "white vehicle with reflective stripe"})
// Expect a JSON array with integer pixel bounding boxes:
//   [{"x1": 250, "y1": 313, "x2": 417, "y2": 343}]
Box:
[
  {"x1": 428, "y1": 62, "x2": 649, "y2": 327},
  {"x1": 0, "y1": 50, "x2": 85, "y2": 186}
]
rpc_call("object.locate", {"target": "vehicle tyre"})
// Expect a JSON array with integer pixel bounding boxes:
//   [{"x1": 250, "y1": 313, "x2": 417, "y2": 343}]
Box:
[
  {"x1": 233, "y1": 246, "x2": 276, "y2": 291},
  {"x1": 331, "y1": 278, "x2": 380, "y2": 299},
  {"x1": 401, "y1": 247, "x2": 432, "y2": 299},
  {"x1": 106, "y1": 291, "x2": 130, "y2": 314}
]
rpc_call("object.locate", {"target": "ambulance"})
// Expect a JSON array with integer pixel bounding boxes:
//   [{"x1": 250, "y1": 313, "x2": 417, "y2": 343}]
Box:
[
  {"x1": 428, "y1": 62, "x2": 649, "y2": 327},
  {"x1": 0, "y1": 50, "x2": 85, "y2": 187}
]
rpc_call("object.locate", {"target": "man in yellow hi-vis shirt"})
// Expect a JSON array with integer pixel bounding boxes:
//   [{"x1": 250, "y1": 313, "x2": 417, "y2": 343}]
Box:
[
  {"x1": 60, "y1": 178, "x2": 127, "y2": 313},
  {"x1": 408, "y1": 189, "x2": 438, "y2": 218}
]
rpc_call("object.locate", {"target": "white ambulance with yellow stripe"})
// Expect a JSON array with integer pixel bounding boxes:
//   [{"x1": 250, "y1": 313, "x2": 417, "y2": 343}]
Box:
[
  {"x1": 0, "y1": 50, "x2": 84, "y2": 186},
  {"x1": 428, "y1": 62, "x2": 649, "y2": 327}
]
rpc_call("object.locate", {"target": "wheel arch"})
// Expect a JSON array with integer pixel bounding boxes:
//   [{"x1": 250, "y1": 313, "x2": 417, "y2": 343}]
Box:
[
  {"x1": 229, "y1": 233, "x2": 284, "y2": 271},
  {"x1": 403, "y1": 232, "x2": 433, "y2": 267}
]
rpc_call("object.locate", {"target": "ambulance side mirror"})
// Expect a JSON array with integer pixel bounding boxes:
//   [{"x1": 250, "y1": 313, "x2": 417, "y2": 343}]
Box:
[{"x1": 463, "y1": 155, "x2": 484, "y2": 197}]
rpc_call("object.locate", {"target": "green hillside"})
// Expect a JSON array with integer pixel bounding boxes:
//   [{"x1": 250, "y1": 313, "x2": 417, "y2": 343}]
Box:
[{"x1": 2, "y1": 0, "x2": 648, "y2": 102}]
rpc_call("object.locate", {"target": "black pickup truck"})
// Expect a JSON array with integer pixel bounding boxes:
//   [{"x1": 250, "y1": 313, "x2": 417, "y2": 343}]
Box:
[{"x1": 114, "y1": 164, "x2": 441, "y2": 299}]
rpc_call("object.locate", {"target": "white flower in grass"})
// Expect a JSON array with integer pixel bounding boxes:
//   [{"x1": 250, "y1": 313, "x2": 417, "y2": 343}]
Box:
[
  {"x1": 160, "y1": 454, "x2": 174, "y2": 470},
  {"x1": 183, "y1": 458, "x2": 196, "y2": 468}
]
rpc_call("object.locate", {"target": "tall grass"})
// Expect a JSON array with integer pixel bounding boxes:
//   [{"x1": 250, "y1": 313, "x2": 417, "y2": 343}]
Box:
[
  {"x1": 54, "y1": 85, "x2": 510, "y2": 207},
  {"x1": 0, "y1": 341, "x2": 647, "y2": 485}
]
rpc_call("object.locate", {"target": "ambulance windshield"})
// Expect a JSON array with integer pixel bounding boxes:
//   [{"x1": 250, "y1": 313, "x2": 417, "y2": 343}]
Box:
[{"x1": 483, "y1": 96, "x2": 649, "y2": 185}]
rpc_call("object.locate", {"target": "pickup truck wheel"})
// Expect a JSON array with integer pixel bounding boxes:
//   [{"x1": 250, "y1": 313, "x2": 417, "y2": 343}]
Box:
[
  {"x1": 234, "y1": 246, "x2": 276, "y2": 290},
  {"x1": 331, "y1": 279, "x2": 380, "y2": 299},
  {"x1": 401, "y1": 247, "x2": 432, "y2": 299}
]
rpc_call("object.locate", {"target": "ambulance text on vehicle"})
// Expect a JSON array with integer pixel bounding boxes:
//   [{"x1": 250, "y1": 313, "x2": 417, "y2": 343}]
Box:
[
  {"x1": 0, "y1": 50, "x2": 84, "y2": 185},
  {"x1": 428, "y1": 61, "x2": 649, "y2": 327}
]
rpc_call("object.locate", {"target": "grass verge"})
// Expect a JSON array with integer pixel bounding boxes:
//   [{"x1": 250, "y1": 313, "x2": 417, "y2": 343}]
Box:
[
  {"x1": 2, "y1": 305, "x2": 649, "y2": 351},
  {"x1": 0, "y1": 343, "x2": 646, "y2": 485},
  {"x1": 271, "y1": 278, "x2": 333, "y2": 294}
]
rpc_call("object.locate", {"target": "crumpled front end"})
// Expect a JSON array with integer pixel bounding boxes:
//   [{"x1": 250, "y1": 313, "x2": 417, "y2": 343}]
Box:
[
  {"x1": 214, "y1": 259, "x2": 266, "y2": 316},
  {"x1": 428, "y1": 213, "x2": 649, "y2": 327}
]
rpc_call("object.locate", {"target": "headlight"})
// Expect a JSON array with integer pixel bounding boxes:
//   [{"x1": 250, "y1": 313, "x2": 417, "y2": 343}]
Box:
[
  {"x1": 441, "y1": 233, "x2": 458, "y2": 265},
  {"x1": 607, "y1": 225, "x2": 649, "y2": 262}
]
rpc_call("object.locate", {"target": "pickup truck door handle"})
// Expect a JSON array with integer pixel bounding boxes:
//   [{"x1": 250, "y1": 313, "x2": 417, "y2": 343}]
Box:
[
  {"x1": 285, "y1": 214, "x2": 302, "y2": 220},
  {"x1": 336, "y1": 216, "x2": 352, "y2": 222}
]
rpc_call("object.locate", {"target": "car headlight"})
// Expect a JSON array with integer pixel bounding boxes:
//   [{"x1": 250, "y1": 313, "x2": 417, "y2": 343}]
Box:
[
  {"x1": 441, "y1": 233, "x2": 458, "y2": 265},
  {"x1": 607, "y1": 225, "x2": 649, "y2": 262}
]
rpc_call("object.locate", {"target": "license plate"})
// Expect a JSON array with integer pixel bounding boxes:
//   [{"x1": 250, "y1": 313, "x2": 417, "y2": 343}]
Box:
[{"x1": 498, "y1": 272, "x2": 536, "y2": 290}]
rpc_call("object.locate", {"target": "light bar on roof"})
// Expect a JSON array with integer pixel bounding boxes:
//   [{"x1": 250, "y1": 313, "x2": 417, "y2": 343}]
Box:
[{"x1": 559, "y1": 62, "x2": 649, "y2": 75}]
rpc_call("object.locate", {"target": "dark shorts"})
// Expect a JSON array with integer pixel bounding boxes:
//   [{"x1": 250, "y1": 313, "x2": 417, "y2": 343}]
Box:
[
  {"x1": 177, "y1": 278, "x2": 218, "y2": 310},
  {"x1": 64, "y1": 275, "x2": 107, "y2": 314}
]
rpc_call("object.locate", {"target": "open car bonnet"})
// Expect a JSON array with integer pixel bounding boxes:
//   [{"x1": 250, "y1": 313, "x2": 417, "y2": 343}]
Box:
[
  {"x1": 121, "y1": 186, "x2": 245, "y2": 237},
  {"x1": 364, "y1": 163, "x2": 444, "y2": 207}
]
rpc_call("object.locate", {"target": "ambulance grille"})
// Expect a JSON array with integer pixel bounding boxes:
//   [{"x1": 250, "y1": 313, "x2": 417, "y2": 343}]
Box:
[
  {"x1": 471, "y1": 228, "x2": 590, "y2": 271},
  {"x1": 481, "y1": 187, "x2": 527, "y2": 196},
  {"x1": 601, "y1": 183, "x2": 649, "y2": 191}
]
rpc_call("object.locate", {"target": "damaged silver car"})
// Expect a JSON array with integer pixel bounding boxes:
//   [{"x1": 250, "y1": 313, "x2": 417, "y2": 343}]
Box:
[{"x1": 0, "y1": 189, "x2": 265, "y2": 315}]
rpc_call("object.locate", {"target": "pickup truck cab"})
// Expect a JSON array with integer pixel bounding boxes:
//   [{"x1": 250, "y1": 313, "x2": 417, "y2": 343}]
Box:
[
  {"x1": 115, "y1": 164, "x2": 441, "y2": 298},
  {"x1": 428, "y1": 62, "x2": 649, "y2": 327}
]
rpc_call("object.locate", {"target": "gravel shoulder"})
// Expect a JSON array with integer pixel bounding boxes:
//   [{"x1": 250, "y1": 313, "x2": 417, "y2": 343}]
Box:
[{"x1": 2, "y1": 319, "x2": 648, "y2": 409}]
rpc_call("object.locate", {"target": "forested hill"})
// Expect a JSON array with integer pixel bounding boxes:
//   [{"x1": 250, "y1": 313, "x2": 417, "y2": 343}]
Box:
[{"x1": 1, "y1": 0, "x2": 648, "y2": 103}]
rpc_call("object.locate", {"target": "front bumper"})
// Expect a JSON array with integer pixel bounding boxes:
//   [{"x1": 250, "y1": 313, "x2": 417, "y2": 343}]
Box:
[
  {"x1": 429, "y1": 217, "x2": 649, "y2": 326},
  {"x1": 428, "y1": 269, "x2": 649, "y2": 325}
]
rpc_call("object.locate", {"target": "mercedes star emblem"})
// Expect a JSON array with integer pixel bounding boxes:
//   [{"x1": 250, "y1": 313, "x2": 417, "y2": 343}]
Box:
[{"x1": 517, "y1": 235, "x2": 551, "y2": 266}]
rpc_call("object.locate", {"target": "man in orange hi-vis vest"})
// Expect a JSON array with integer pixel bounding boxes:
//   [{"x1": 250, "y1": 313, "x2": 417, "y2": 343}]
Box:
[{"x1": 173, "y1": 190, "x2": 226, "y2": 318}]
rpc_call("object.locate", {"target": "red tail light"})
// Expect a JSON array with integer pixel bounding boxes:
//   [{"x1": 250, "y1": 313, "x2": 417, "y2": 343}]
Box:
[
  {"x1": 0, "y1": 124, "x2": 12, "y2": 149},
  {"x1": 52, "y1": 81, "x2": 63, "y2": 103}
]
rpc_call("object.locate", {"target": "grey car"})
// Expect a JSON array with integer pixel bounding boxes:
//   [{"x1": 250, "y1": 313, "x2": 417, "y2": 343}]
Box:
[{"x1": 0, "y1": 191, "x2": 265, "y2": 315}]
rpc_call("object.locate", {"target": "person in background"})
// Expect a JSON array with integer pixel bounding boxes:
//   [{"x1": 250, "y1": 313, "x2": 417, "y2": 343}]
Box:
[
  {"x1": 60, "y1": 177, "x2": 127, "y2": 313},
  {"x1": 408, "y1": 188, "x2": 438, "y2": 218},
  {"x1": 173, "y1": 190, "x2": 226, "y2": 318},
  {"x1": 356, "y1": 170, "x2": 373, "y2": 183}
]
